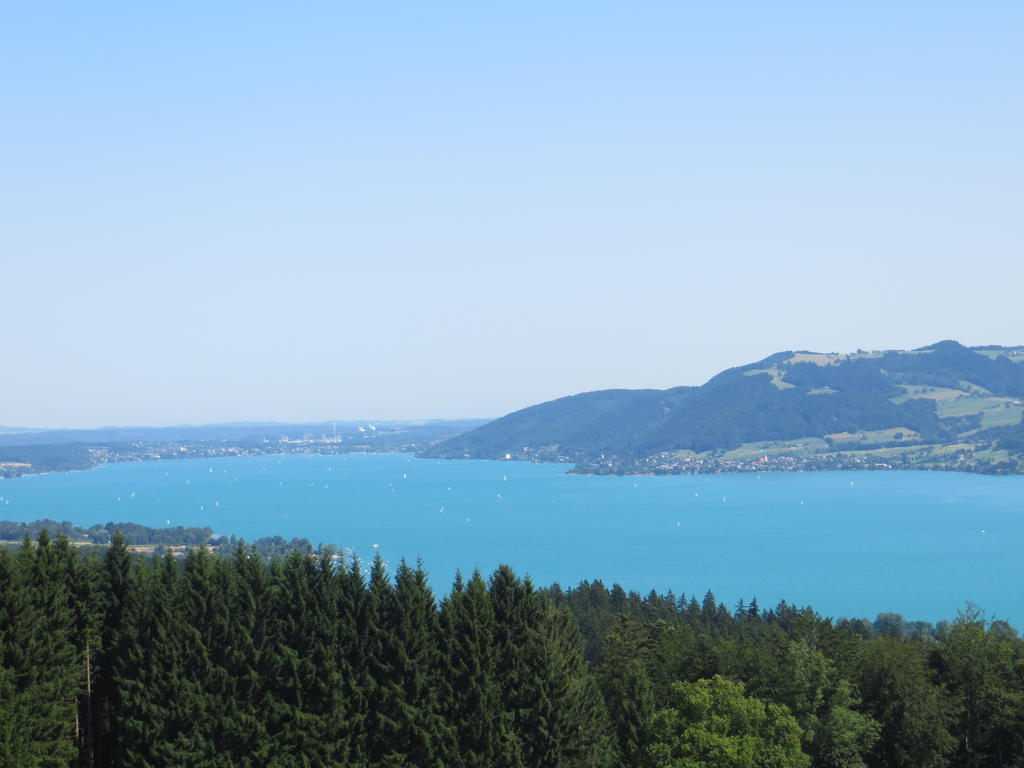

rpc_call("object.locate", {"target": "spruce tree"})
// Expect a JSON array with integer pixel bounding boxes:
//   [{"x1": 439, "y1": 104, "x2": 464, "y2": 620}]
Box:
[
  {"x1": 94, "y1": 530, "x2": 141, "y2": 768},
  {"x1": 165, "y1": 544, "x2": 223, "y2": 765},
  {"x1": 9, "y1": 530, "x2": 79, "y2": 766},
  {"x1": 519, "y1": 604, "x2": 614, "y2": 768},
  {"x1": 335, "y1": 554, "x2": 371, "y2": 765},
  {"x1": 404, "y1": 560, "x2": 451, "y2": 766},
  {"x1": 440, "y1": 570, "x2": 505, "y2": 768},
  {"x1": 600, "y1": 616, "x2": 656, "y2": 767},
  {"x1": 67, "y1": 550, "x2": 103, "y2": 768},
  {"x1": 364, "y1": 552, "x2": 400, "y2": 766},
  {"x1": 368, "y1": 558, "x2": 449, "y2": 767},
  {"x1": 262, "y1": 548, "x2": 338, "y2": 767},
  {"x1": 121, "y1": 552, "x2": 182, "y2": 768},
  {"x1": 489, "y1": 564, "x2": 539, "y2": 767},
  {"x1": 490, "y1": 565, "x2": 613, "y2": 768},
  {"x1": 0, "y1": 546, "x2": 36, "y2": 765}
]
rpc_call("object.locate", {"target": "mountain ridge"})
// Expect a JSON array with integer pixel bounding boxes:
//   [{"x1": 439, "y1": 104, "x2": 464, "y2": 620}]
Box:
[{"x1": 420, "y1": 341, "x2": 1024, "y2": 475}]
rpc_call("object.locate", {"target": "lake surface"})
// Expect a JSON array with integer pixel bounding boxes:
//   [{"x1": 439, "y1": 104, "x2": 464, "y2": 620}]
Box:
[{"x1": 1, "y1": 453, "x2": 1021, "y2": 626}]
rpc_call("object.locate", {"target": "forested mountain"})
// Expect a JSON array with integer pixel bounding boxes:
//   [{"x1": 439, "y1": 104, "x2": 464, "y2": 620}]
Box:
[
  {"x1": 2, "y1": 529, "x2": 1022, "y2": 767},
  {"x1": 422, "y1": 341, "x2": 1024, "y2": 474}
]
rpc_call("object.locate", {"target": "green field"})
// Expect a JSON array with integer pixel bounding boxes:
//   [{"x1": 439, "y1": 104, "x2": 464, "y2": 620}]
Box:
[
  {"x1": 722, "y1": 437, "x2": 830, "y2": 460},
  {"x1": 931, "y1": 395, "x2": 1023, "y2": 427},
  {"x1": 840, "y1": 444, "x2": 927, "y2": 458},
  {"x1": 825, "y1": 427, "x2": 918, "y2": 445},
  {"x1": 973, "y1": 347, "x2": 1024, "y2": 362},
  {"x1": 743, "y1": 366, "x2": 796, "y2": 389},
  {"x1": 891, "y1": 385, "x2": 966, "y2": 404},
  {"x1": 936, "y1": 395, "x2": 1001, "y2": 417},
  {"x1": 981, "y1": 405, "x2": 1024, "y2": 428}
]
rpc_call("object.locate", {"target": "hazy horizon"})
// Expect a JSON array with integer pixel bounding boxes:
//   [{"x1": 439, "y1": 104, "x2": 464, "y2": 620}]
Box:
[
  {"x1": 4, "y1": 337, "x2": 1019, "y2": 431},
  {"x1": 0, "y1": 417, "x2": 494, "y2": 431},
  {"x1": 4, "y1": 3, "x2": 1022, "y2": 429}
]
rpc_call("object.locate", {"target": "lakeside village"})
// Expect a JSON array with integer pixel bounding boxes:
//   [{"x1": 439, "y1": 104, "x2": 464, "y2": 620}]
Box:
[
  {"x1": 89, "y1": 432, "x2": 389, "y2": 464},
  {"x1": 572, "y1": 443, "x2": 1021, "y2": 476}
]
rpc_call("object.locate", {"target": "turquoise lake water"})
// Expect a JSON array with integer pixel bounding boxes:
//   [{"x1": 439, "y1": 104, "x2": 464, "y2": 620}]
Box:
[{"x1": 1, "y1": 453, "x2": 1021, "y2": 626}]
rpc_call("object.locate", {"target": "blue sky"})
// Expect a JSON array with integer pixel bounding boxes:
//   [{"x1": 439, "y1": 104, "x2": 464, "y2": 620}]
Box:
[{"x1": 2, "y1": 2, "x2": 1022, "y2": 428}]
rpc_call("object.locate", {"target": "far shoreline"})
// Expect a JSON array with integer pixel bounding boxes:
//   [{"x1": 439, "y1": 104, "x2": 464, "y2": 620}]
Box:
[{"x1": 6, "y1": 445, "x2": 1024, "y2": 485}]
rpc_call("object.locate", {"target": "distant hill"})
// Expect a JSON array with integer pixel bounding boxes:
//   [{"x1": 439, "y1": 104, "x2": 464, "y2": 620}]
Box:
[
  {"x1": 420, "y1": 341, "x2": 1024, "y2": 475},
  {"x1": 0, "y1": 419, "x2": 488, "y2": 478},
  {"x1": 0, "y1": 419, "x2": 487, "y2": 448}
]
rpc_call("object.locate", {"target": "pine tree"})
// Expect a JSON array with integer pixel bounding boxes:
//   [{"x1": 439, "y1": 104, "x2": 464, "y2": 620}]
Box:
[
  {"x1": 335, "y1": 554, "x2": 372, "y2": 765},
  {"x1": 600, "y1": 616, "x2": 655, "y2": 767},
  {"x1": 489, "y1": 564, "x2": 539, "y2": 767},
  {"x1": 615, "y1": 663, "x2": 656, "y2": 768},
  {"x1": 121, "y1": 552, "x2": 181, "y2": 768},
  {"x1": 164, "y1": 544, "x2": 223, "y2": 764},
  {"x1": 490, "y1": 565, "x2": 613, "y2": 768},
  {"x1": 520, "y1": 604, "x2": 614, "y2": 768},
  {"x1": 262, "y1": 548, "x2": 338, "y2": 767},
  {"x1": 364, "y1": 552, "x2": 400, "y2": 766},
  {"x1": 7, "y1": 530, "x2": 80, "y2": 766},
  {"x1": 0, "y1": 546, "x2": 37, "y2": 765},
  {"x1": 94, "y1": 530, "x2": 141, "y2": 768},
  {"x1": 222, "y1": 543, "x2": 273, "y2": 765},
  {"x1": 440, "y1": 570, "x2": 506, "y2": 768},
  {"x1": 367, "y1": 558, "x2": 449, "y2": 767},
  {"x1": 67, "y1": 551, "x2": 103, "y2": 768}
]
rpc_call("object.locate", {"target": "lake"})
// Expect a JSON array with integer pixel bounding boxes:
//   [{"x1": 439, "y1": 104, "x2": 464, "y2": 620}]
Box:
[{"x1": 1, "y1": 453, "x2": 1021, "y2": 626}]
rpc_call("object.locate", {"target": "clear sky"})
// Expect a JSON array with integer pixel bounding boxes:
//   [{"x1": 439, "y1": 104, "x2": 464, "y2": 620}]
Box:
[{"x1": 3, "y1": 2, "x2": 1022, "y2": 428}]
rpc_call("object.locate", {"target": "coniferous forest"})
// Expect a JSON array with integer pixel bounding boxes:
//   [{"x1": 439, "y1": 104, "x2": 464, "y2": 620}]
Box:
[{"x1": 2, "y1": 530, "x2": 1023, "y2": 768}]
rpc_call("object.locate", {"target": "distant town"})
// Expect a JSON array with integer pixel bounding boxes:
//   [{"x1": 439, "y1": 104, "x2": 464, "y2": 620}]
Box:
[
  {"x1": 572, "y1": 442, "x2": 1016, "y2": 476},
  {"x1": 0, "y1": 420, "x2": 487, "y2": 479}
]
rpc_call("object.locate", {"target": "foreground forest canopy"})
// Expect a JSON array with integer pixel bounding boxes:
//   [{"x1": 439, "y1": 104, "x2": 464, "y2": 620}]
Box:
[
  {"x1": 424, "y1": 341, "x2": 1024, "y2": 475},
  {"x1": 1, "y1": 531, "x2": 1022, "y2": 768}
]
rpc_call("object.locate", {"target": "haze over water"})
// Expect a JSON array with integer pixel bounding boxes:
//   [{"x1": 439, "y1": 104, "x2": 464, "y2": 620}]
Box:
[{"x1": 2, "y1": 453, "x2": 1020, "y2": 626}]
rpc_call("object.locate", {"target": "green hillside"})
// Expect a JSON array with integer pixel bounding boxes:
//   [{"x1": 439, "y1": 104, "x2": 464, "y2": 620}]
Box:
[{"x1": 421, "y1": 341, "x2": 1024, "y2": 474}]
